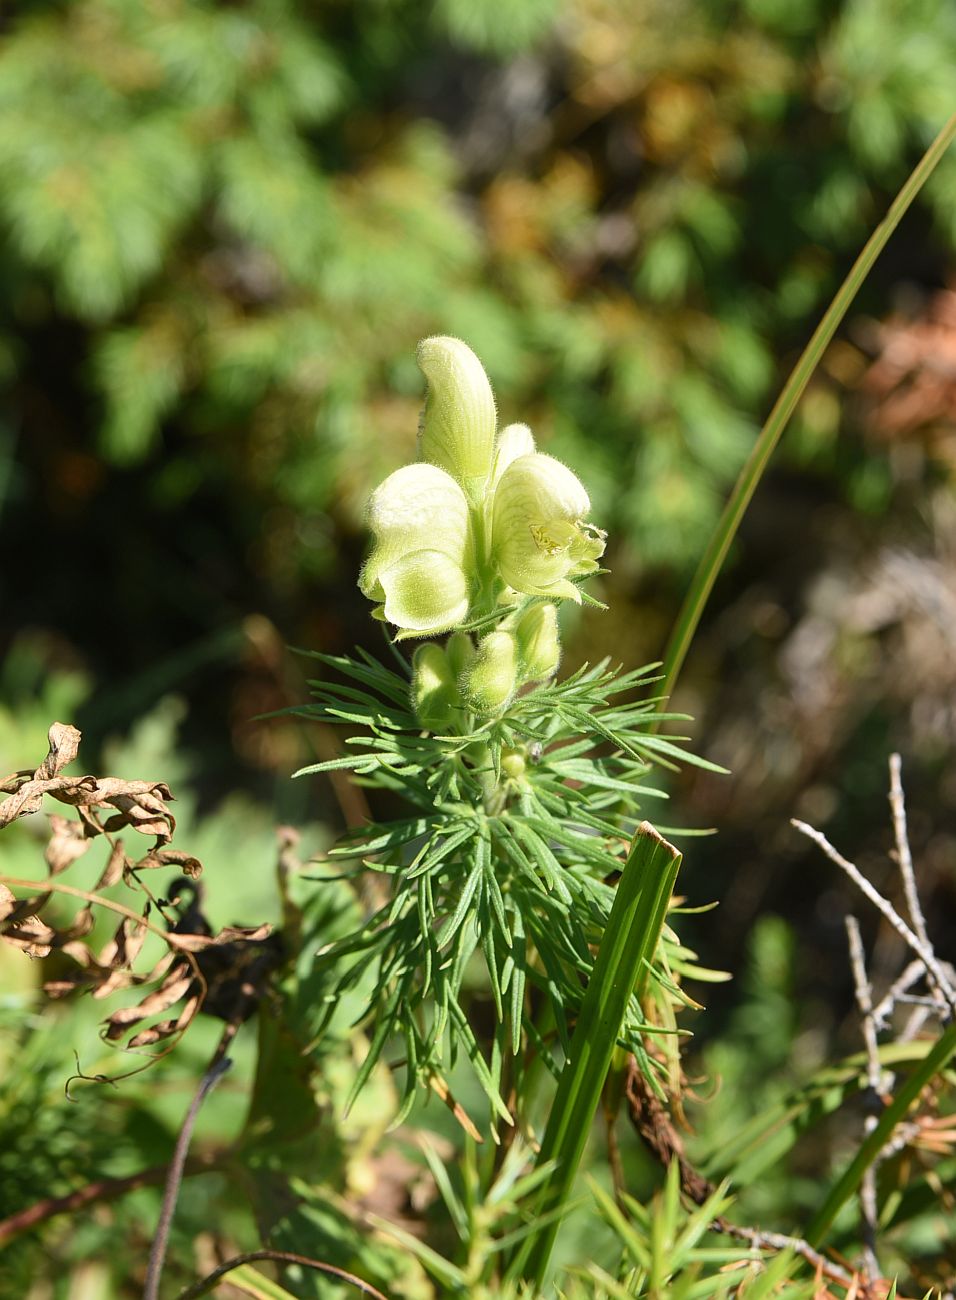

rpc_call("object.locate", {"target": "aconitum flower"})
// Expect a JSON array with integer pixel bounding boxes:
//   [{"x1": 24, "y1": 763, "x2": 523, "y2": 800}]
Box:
[
  {"x1": 491, "y1": 452, "x2": 606, "y2": 602},
  {"x1": 417, "y1": 336, "x2": 496, "y2": 499},
  {"x1": 359, "y1": 463, "x2": 472, "y2": 636},
  {"x1": 358, "y1": 337, "x2": 606, "y2": 635},
  {"x1": 461, "y1": 630, "x2": 518, "y2": 714}
]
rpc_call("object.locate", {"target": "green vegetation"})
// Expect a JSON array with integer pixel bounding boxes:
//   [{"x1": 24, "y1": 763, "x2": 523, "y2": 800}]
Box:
[{"x1": 3, "y1": 1, "x2": 956, "y2": 1297}]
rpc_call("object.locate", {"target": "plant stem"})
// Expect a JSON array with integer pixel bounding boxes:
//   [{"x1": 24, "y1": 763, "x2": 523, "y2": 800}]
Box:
[
  {"x1": 142, "y1": 1056, "x2": 232, "y2": 1300},
  {"x1": 175, "y1": 1250, "x2": 389, "y2": 1300},
  {"x1": 659, "y1": 111, "x2": 956, "y2": 705}
]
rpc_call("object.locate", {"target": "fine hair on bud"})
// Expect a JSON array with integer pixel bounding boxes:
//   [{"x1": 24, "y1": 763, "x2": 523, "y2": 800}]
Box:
[
  {"x1": 411, "y1": 643, "x2": 459, "y2": 732},
  {"x1": 461, "y1": 630, "x2": 518, "y2": 715},
  {"x1": 514, "y1": 602, "x2": 561, "y2": 682},
  {"x1": 445, "y1": 630, "x2": 476, "y2": 679}
]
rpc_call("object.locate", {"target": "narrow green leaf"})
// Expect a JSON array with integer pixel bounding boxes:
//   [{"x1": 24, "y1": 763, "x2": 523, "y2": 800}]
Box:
[
  {"x1": 435, "y1": 862, "x2": 483, "y2": 949},
  {"x1": 507, "y1": 823, "x2": 682, "y2": 1288}
]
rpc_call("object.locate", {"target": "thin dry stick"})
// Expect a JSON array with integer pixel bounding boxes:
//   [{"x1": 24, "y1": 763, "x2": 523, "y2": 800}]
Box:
[
  {"x1": 175, "y1": 1249, "x2": 390, "y2": 1300},
  {"x1": 871, "y1": 959, "x2": 926, "y2": 1030},
  {"x1": 142, "y1": 1056, "x2": 232, "y2": 1300},
  {"x1": 888, "y1": 755, "x2": 929, "y2": 947},
  {"x1": 845, "y1": 915, "x2": 882, "y2": 1281},
  {"x1": 1, "y1": 875, "x2": 202, "y2": 953},
  {"x1": 790, "y1": 820, "x2": 956, "y2": 1017}
]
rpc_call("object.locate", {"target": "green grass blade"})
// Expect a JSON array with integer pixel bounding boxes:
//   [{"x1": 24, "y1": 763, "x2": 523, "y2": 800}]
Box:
[
  {"x1": 659, "y1": 111, "x2": 956, "y2": 705},
  {"x1": 506, "y1": 822, "x2": 682, "y2": 1289}
]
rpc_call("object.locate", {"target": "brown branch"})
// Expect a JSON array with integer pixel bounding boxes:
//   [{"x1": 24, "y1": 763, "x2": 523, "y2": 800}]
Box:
[
  {"x1": 174, "y1": 1249, "x2": 390, "y2": 1300},
  {"x1": 0, "y1": 1154, "x2": 220, "y2": 1246},
  {"x1": 624, "y1": 1057, "x2": 855, "y2": 1287}
]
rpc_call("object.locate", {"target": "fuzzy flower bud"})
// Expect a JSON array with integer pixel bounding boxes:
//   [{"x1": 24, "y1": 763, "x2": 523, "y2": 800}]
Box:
[
  {"x1": 417, "y1": 337, "x2": 497, "y2": 496},
  {"x1": 461, "y1": 630, "x2": 518, "y2": 715},
  {"x1": 514, "y1": 603, "x2": 561, "y2": 682},
  {"x1": 491, "y1": 453, "x2": 606, "y2": 602},
  {"x1": 411, "y1": 643, "x2": 459, "y2": 732},
  {"x1": 501, "y1": 748, "x2": 529, "y2": 784},
  {"x1": 445, "y1": 630, "x2": 476, "y2": 680}
]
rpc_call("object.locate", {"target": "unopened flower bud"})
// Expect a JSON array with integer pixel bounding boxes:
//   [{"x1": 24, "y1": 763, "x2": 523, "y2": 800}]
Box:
[
  {"x1": 515, "y1": 603, "x2": 561, "y2": 682},
  {"x1": 462, "y1": 630, "x2": 518, "y2": 715},
  {"x1": 501, "y1": 749, "x2": 528, "y2": 783},
  {"x1": 445, "y1": 630, "x2": 475, "y2": 679},
  {"x1": 417, "y1": 337, "x2": 497, "y2": 496},
  {"x1": 412, "y1": 643, "x2": 458, "y2": 732}
]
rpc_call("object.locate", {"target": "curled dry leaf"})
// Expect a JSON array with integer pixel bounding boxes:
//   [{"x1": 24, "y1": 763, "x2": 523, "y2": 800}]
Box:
[
  {"x1": 132, "y1": 847, "x2": 202, "y2": 879},
  {"x1": 0, "y1": 722, "x2": 177, "y2": 843},
  {"x1": 95, "y1": 838, "x2": 128, "y2": 890},
  {"x1": 127, "y1": 991, "x2": 203, "y2": 1049},
  {"x1": 94, "y1": 778, "x2": 176, "y2": 843},
  {"x1": 45, "y1": 815, "x2": 93, "y2": 876},
  {"x1": 104, "y1": 962, "x2": 196, "y2": 1039},
  {"x1": 0, "y1": 884, "x2": 55, "y2": 958},
  {"x1": 0, "y1": 721, "x2": 280, "y2": 1060},
  {"x1": 37, "y1": 723, "x2": 82, "y2": 780},
  {"x1": 169, "y1": 923, "x2": 272, "y2": 953}
]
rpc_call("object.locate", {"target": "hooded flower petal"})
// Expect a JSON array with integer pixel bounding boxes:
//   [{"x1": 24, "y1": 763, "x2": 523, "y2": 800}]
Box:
[
  {"x1": 359, "y1": 463, "x2": 470, "y2": 601},
  {"x1": 491, "y1": 453, "x2": 606, "y2": 598},
  {"x1": 491, "y1": 423, "x2": 536, "y2": 487},
  {"x1": 378, "y1": 550, "x2": 471, "y2": 636},
  {"x1": 417, "y1": 337, "x2": 497, "y2": 494}
]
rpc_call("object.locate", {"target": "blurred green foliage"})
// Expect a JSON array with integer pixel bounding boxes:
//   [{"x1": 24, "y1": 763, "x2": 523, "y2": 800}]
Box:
[{"x1": 3, "y1": 0, "x2": 955, "y2": 593}]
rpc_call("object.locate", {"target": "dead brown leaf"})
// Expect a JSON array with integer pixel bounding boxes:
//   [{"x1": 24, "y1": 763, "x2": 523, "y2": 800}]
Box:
[
  {"x1": 45, "y1": 815, "x2": 93, "y2": 875},
  {"x1": 168, "y1": 923, "x2": 272, "y2": 953},
  {"x1": 132, "y1": 847, "x2": 201, "y2": 879},
  {"x1": 0, "y1": 886, "x2": 56, "y2": 958},
  {"x1": 95, "y1": 838, "x2": 128, "y2": 890},
  {"x1": 94, "y1": 914, "x2": 149, "y2": 993},
  {"x1": 37, "y1": 723, "x2": 82, "y2": 780},
  {"x1": 104, "y1": 963, "x2": 195, "y2": 1040}
]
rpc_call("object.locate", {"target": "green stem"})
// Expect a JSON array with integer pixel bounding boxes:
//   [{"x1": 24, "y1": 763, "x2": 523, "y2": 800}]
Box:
[
  {"x1": 659, "y1": 111, "x2": 956, "y2": 705},
  {"x1": 804, "y1": 1019, "x2": 956, "y2": 1247},
  {"x1": 506, "y1": 823, "x2": 682, "y2": 1290}
]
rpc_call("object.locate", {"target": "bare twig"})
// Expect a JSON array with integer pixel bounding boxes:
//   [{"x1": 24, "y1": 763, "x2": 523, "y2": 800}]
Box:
[
  {"x1": 174, "y1": 1249, "x2": 390, "y2": 1300},
  {"x1": 846, "y1": 917, "x2": 882, "y2": 1094},
  {"x1": 845, "y1": 915, "x2": 882, "y2": 1280},
  {"x1": 888, "y1": 754, "x2": 930, "y2": 948},
  {"x1": 790, "y1": 820, "x2": 956, "y2": 1016},
  {"x1": 142, "y1": 1055, "x2": 232, "y2": 1300},
  {"x1": 871, "y1": 959, "x2": 926, "y2": 1030},
  {"x1": 1, "y1": 875, "x2": 188, "y2": 950}
]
